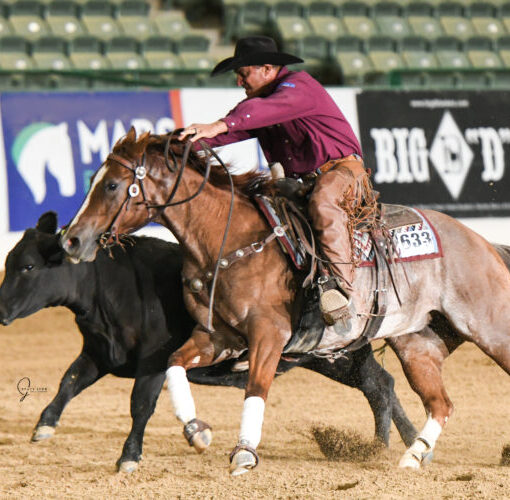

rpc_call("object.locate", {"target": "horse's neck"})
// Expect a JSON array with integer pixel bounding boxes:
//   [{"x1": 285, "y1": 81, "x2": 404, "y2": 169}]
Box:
[{"x1": 160, "y1": 170, "x2": 267, "y2": 269}]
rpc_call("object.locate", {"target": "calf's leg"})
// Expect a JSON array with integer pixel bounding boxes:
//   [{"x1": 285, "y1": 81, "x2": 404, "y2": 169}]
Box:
[
  {"x1": 32, "y1": 352, "x2": 103, "y2": 441},
  {"x1": 117, "y1": 373, "x2": 166, "y2": 473}
]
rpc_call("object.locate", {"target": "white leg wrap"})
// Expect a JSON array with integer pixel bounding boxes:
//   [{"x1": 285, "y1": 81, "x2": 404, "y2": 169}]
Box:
[
  {"x1": 418, "y1": 416, "x2": 443, "y2": 449},
  {"x1": 238, "y1": 396, "x2": 265, "y2": 449},
  {"x1": 166, "y1": 366, "x2": 196, "y2": 424}
]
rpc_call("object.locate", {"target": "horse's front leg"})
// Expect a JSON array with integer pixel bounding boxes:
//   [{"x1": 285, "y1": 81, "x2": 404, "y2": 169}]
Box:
[
  {"x1": 229, "y1": 314, "x2": 289, "y2": 476},
  {"x1": 166, "y1": 328, "x2": 217, "y2": 454},
  {"x1": 387, "y1": 327, "x2": 453, "y2": 469}
]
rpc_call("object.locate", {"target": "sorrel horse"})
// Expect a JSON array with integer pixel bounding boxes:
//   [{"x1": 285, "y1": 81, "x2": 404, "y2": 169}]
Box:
[{"x1": 61, "y1": 128, "x2": 510, "y2": 475}]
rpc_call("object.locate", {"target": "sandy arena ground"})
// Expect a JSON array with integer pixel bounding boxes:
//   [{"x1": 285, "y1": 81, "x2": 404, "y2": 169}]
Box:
[{"x1": 1, "y1": 296, "x2": 510, "y2": 499}]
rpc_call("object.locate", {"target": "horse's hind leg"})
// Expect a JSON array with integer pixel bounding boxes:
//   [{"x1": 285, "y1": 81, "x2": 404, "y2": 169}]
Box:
[{"x1": 386, "y1": 327, "x2": 453, "y2": 469}]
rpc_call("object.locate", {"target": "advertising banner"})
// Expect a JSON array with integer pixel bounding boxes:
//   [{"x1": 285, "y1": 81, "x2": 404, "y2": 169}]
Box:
[
  {"x1": 357, "y1": 91, "x2": 510, "y2": 217},
  {"x1": 2, "y1": 91, "x2": 179, "y2": 231}
]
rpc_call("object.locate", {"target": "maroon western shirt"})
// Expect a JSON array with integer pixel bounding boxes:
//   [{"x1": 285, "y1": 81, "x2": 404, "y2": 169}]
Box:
[{"x1": 201, "y1": 67, "x2": 362, "y2": 177}]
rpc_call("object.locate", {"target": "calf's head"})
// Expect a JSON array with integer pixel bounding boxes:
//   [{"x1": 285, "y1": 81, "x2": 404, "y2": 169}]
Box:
[{"x1": 0, "y1": 212, "x2": 66, "y2": 325}]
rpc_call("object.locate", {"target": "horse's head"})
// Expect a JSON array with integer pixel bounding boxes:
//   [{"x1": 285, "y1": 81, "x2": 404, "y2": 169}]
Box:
[{"x1": 61, "y1": 126, "x2": 163, "y2": 262}]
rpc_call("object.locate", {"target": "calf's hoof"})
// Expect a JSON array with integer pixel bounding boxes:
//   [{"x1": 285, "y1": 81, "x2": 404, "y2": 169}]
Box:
[
  {"x1": 31, "y1": 425, "x2": 56, "y2": 442},
  {"x1": 117, "y1": 460, "x2": 139, "y2": 473},
  {"x1": 229, "y1": 442, "x2": 259, "y2": 476},
  {"x1": 183, "y1": 418, "x2": 212, "y2": 454}
]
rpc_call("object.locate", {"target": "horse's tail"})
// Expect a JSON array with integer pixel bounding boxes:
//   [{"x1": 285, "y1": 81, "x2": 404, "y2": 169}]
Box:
[{"x1": 494, "y1": 243, "x2": 510, "y2": 271}]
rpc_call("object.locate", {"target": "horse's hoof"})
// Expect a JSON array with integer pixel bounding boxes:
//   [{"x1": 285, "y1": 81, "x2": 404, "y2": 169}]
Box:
[
  {"x1": 191, "y1": 428, "x2": 212, "y2": 453},
  {"x1": 422, "y1": 450, "x2": 434, "y2": 465},
  {"x1": 183, "y1": 419, "x2": 212, "y2": 454},
  {"x1": 229, "y1": 442, "x2": 259, "y2": 476},
  {"x1": 31, "y1": 425, "x2": 55, "y2": 442},
  {"x1": 398, "y1": 450, "x2": 422, "y2": 469},
  {"x1": 117, "y1": 460, "x2": 139, "y2": 473},
  {"x1": 229, "y1": 449, "x2": 258, "y2": 476}
]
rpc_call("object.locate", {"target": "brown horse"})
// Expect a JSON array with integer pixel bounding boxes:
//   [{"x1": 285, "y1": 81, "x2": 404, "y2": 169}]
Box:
[{"x1": 61, "y1": 128, "x2": 510, "y2": 475}]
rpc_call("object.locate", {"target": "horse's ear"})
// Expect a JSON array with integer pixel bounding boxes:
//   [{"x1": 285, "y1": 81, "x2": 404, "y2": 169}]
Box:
[
  {"x1": 126, "y1": 126, "x2": 137, "y2": 143},
  {"x1": 36, "y1": 211, "x2": 58, "y2": 234}
]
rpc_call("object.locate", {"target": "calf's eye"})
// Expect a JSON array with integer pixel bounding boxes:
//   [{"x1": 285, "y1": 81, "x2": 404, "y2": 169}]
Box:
[{"x1": 21, "y1": 264, "x2": 34, "y2": 273}]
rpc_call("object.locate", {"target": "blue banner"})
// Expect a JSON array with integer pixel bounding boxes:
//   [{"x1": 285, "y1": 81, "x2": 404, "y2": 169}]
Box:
[{"x1": 2, "y1": 91, "x2": 177, "y2": 231}]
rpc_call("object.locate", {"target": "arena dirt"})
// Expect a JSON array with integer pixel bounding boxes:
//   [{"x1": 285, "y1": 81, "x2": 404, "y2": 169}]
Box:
[{"x1": 1, "y1": 301, "x2": 510, "y2": 499}]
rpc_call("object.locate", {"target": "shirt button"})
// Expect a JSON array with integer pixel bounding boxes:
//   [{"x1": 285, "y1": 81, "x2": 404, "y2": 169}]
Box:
[
  {"x1": 284, "y1": 139, "x2": 289, "y2": 143},
  {"x1": 246, "y1": 114, "x2": 250, "y2": 118},
  {"x1": 293, "y1": 173, "x2": 299, "y2": 178},
  {"x1": 288, "y1": 157, "x2": 292, "y2": 161},
  {"x1": 230, "y1": 122, "x2": 235, "y2": 126}
]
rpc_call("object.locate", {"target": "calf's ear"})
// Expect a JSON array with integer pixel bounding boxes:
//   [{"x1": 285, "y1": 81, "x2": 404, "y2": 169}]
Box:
[
  {"x1": 39, "y1": 235, "x2": 65, "y2": 267},
  {"x1": 36, "y1": 212, "x2": 58, "y2": 234}
]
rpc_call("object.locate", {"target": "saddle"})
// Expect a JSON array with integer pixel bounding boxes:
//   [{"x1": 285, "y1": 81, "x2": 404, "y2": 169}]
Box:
[{"x1": 253, "y1": 178, "x2": 424, "y2": 357}]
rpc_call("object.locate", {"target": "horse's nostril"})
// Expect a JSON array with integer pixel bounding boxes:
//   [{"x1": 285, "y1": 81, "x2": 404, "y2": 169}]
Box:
[{"x1": 66, "y1": 237, "x2": 80, "y2": 252}]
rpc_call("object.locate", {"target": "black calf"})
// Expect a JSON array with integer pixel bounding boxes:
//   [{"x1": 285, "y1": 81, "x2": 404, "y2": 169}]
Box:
[{"x1": 0, "y1": 212, "x2": 416, "y2": 471}]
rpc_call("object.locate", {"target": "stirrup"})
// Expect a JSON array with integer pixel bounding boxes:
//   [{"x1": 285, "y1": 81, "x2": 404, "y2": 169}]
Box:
[{"x1": 319, "y1": 288, "x2": 350, "y2": 326}]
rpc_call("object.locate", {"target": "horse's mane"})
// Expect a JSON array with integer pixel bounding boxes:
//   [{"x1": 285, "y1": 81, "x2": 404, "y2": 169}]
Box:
[{"x1": 113, "y1": 129, "x2": 271, "y2": 197}]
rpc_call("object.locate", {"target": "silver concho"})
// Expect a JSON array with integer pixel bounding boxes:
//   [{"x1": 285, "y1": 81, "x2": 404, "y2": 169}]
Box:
[
  {"x1": 189, "y1": 278, "x2": 204, "y2": 292},
  {"x1": 135, "y1": 166, "x2": 147, "y2": 180},
  {"x1": 235, "y1": 249, "x2": 245, "y2": 258},
  {"x1": 219, "y1": 258, "x2": 229, "y2": 268},
  {"x1": 273, "y1": 225, "x2": 285, "y2": 237},
  {"x1": 128, "y1": 183, "x2": 140, "y2": 197}
]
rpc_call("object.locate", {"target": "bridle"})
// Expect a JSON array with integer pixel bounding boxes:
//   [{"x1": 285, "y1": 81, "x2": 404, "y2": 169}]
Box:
[
  {"x1": 98, "y1": 132, "x2": 235, "y2": 333},
  {"x1": 99, "y1": 134, "x2": 214, "y2": 248}
]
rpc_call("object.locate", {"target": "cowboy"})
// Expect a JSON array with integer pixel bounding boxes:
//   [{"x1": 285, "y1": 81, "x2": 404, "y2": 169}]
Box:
[{"x1": 179, "y1": 36, "x2": 377, "y2": 332}]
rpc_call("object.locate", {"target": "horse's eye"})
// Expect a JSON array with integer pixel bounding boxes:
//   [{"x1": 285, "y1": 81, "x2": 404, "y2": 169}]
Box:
[
  {"x1": 106, "y1": 182, "x2": 118, "y2": 192},
  {"x1": 20, "y1": 264, "x2": 34, "y2": 273}
]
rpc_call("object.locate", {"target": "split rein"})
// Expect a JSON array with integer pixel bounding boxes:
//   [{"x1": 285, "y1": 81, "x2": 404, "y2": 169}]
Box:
[{"x1": 98, "y1": 133, "x2": 235, "y2": 333}]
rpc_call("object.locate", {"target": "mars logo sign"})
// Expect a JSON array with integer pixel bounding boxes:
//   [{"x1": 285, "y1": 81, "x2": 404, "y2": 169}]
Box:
[{"x1": 358, "y1": 91, "x2": 510, "y2": 217}]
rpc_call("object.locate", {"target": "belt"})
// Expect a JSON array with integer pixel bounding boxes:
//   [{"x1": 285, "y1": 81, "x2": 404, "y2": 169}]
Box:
[{"x1": 300, "y1": 154, "x2": 363, "y2": 181}]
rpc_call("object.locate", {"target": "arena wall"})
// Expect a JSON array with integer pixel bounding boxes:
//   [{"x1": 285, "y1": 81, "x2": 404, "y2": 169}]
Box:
[{"x1": 1, "y1": 88, "x2": 509, "y2": 270}]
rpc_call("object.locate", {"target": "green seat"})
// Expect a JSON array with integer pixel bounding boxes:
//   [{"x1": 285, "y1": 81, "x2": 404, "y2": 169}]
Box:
[
  {"x1": 0, "y1": 34, "x2": 35, "y2": 70},
  {"x1": 407, "y1": 2, "x2": 444, "y2": 39},
  {"x1": 308, "y1": 16, "x2": 346, "y2": 41},
  {"x1": 69, "y1": 34, "x2": 110, "y2": 69},
  {"x1": 334, "y1": 35, "x2": 374, "y2": 85},
  {"x1": 9, "y1": 0, "x2": 51, "y2": 40},
  {"x1": 373, "y1": 1, "x2": 412, "y2": 39},
  {"x1": 143, "y1": 35, "x2": 181, "y2": 69},
  {"x1": 174, "y1": 33, "x2": 211, "y2": 54},
  {"x1": 438, "y1": 9, "x2": 476, "y2": 40},
  {"x1": 153, "y1": 9, "x2": 191, "y2": 40},
  {"x1": 400, "y1": 36, "x2": 439, "y2": 70},
  {"x1": 32, "y1": 35, "x2": 72, "y2": 69},
  {"x1": 234, "y1": 0, "x2": 271, "y2": 38},
  {"x1": 465, "y1": 36, "x2": 503, "y2": 68},
  {"x1": 81, "y1": 1, "x2": 122, "y2": 40},
  {"x1": 275, "y1": 16, "x2": 312, "y2": 41},
  {"x1": 117, "y1": 1, "x2": 156, "y2": 40},
  {"x1": 105, "y1": 35, "x2": 146, "y2": 69},
  {"x1": 341, "y1": 1, "x2": 377, "y2": 39},
  {"x1": 433, "y1": 36, "x2": 471, "y2": 68},
  {"x1": 468, "y1": 3, "x2": 506, "y2": 39},
  {"x1": 366, "y1": 35, "x2": 404, "y2": 82},
  {"x1": 284, "y1": 34, "x2": 331, "y2": 78},
  {"x1": 46, "y1": 1, "x2": 87, "y2": 39}
]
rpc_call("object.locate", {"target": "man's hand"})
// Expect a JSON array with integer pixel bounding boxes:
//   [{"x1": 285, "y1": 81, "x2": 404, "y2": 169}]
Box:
[{"x1": 179, "y1": 120, "x2": 228, "y2": 143}]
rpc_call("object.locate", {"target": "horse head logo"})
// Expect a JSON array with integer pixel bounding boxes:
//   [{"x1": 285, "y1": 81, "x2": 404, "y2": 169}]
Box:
[{"x1": 12, "y1": 122, "x2": 76, "y2": 204}]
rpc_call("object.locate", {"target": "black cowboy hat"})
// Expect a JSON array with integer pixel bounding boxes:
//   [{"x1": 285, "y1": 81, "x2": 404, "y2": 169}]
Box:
[{"x1": 211, "y1": 36, "x2": 304, "y2": 76}]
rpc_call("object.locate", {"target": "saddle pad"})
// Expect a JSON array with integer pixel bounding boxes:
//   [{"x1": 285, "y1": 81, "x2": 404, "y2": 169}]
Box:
[{"x1": 355, "y1": 208, "x2": 442, "y2": 267}]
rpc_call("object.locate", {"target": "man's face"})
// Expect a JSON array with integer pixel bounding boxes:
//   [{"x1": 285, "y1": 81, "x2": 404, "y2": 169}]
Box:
[{"x1": 235, "y1": 65, "x2": 277, "y2": 98}]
